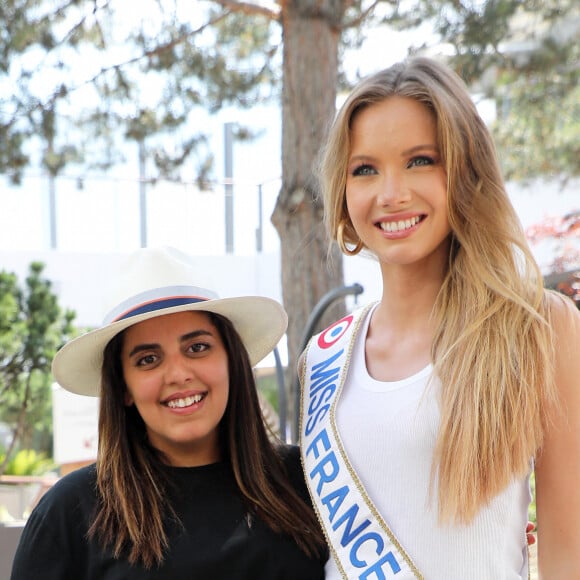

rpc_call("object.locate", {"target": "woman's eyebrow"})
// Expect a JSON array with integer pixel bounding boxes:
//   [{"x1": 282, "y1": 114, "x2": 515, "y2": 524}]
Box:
[
  {"x1": 127, "y1": 343, "x2": 159, "y2": 358},
  {"x1": 127, "y1": 329, "x2": 215, "y2": 358},
  {"x1": 180, "y1": 329, "x2": 213, "y2": 343},
  {"x1": 401, "y1": 144, "x2": 438, "y2": 156}
]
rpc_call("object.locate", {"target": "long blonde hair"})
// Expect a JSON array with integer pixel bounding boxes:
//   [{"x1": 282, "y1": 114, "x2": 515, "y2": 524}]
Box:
[{"x1": 319, "y1": 56, "x2": 557, "y2": 522}]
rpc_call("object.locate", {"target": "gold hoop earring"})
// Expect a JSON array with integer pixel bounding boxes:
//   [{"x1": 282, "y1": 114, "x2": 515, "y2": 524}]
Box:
[{"x1": 337, "y1": 221, "x2": 364, "y2": 256}]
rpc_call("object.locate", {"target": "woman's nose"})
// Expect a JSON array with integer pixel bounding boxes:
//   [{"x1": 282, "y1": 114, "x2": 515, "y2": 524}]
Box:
[
  {"x1": 377, "y1": 171, "x2": 411, "y2": 206},
  {"x1": 164, "y1": 354, "x2": 194, "y2": 385}
]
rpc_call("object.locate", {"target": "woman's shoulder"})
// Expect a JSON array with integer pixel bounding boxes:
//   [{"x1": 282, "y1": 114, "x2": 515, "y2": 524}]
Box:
[
  {"x1": 544, "y1": 290, "x2": 580, "y2": 382},
  {"x1": 533, "y1": 292, "x2": 580, "y2": 571},
  {"x1": 11, "y1": 466, "x2": 97, "y2": 578},
  {"x1": 276, "y1": 445, "x2": 305, "y2": 482},
  {"x1": 51, "y1": 463, "x2": 96, "y2": 490},
  {"x1": 297, "y1": 302, "x2": 376, "y2": 373},
  {"x1": 544, "y1": 289, "x2": 580, "y2": 332},
  {"x1": 277, "y1": 443, "x2": 301, "y2": 466},
  {"x1": 34, "y1": 463, "x2": 97, "y2": 513}
]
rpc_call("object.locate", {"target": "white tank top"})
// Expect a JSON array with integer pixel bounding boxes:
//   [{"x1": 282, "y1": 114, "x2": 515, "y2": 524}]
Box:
[{"x1": 325, "y1": 305, "x2": 531, "y2": 579}]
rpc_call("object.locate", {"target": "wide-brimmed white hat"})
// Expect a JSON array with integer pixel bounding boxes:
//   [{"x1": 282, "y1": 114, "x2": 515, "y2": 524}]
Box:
[{"x1": 52, "y1": 246, "x2": 288, "y2": 397}]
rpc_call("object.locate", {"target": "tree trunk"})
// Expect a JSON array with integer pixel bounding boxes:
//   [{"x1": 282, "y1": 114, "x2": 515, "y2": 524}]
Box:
[{"x1": 272, "y1": 1, "x2": 346, "y2": 439}]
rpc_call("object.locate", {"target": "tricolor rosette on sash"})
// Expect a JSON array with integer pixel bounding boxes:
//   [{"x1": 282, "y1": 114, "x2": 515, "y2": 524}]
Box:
[{"x1": 300, "y1": 305, "x2": 423, "y2": 580}]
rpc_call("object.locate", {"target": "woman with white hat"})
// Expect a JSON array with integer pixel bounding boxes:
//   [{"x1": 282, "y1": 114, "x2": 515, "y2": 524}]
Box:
[{"x1": 11, "y1": 246, "x2": 327, "y2": 579}]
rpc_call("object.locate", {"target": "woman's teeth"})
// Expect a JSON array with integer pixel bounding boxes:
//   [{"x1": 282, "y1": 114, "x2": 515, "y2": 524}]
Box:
[
  {"x1": 166, "y1": 394, "x2": 204, "y2": 408},
  {"x1": 380, "y1": 216, "x2": 421, "y2": 232}
]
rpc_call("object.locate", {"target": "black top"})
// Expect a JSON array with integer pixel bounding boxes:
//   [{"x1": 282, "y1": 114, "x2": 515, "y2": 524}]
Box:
[{"x1": 10, "y1": 445, "x2": 326, "y2": 579}]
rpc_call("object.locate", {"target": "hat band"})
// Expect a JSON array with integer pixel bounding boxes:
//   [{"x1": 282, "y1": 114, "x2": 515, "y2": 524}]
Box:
[
  {"x1": 113, "y1": 296, "x2": 209, "y2": 322},
  {"x1": 103, "y1": 285, "x2": 219, "y2": 325}
]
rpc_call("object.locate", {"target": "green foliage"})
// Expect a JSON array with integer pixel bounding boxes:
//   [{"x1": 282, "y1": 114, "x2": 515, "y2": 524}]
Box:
[
  {"x1": 401, "y1": 0, "x2": 579, "y2": 181},
  {"x1": 0, "y1": 0, "x2": 278, "y2": 184},
  {"x1": 0, "y1": 0, "x2": 83, "y2": 183},
  {"x1": 1, "y1": 1, "x2": 577, "y2": 188},
  {"x1": 529, "y1": 471, "x2": 536, "y2": 524},
  {"x1": 256, "y1": 371, "x2": 283, "y2": 439},
  {"x1": 492, "y1": 41, "x2": 579, "y2": 180},
  {"x1": 257, "y1": 372, "x2": 280, "y2": 414},
  {"x1": 0, "y1": 262, "x2": 75, "y2": 474},
  {"x1": 0, "y1": 449, "x2": 55, "y2": 476}
]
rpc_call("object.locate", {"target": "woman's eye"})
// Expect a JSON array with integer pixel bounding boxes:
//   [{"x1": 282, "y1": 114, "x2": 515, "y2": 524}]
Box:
[
  {"x1": 408, "y1": 156, "x2": 434, "y2": 168},
  {"x1": 188, "y1": 342, "x2": 209, "y2": 354},
  {"x1": 351, "y1": 164, "x2": 376, "y2": 177},
  {"x1": 136, "y1": 353, "x2": 158, "y2": 367}
]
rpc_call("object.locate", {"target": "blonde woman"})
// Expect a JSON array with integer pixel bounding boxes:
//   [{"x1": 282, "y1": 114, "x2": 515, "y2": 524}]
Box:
[{"x1": 299, "y1": 57, "x2": 579, "y2": 579}]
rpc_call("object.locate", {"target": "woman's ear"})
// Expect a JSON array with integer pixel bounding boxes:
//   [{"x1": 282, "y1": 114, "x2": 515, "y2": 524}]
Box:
[{"x1": 124, "y1": 390, "x2": 134, "y2": 406}]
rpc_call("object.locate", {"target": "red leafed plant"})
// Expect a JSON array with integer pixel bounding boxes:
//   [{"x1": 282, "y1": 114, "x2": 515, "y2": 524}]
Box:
[{"x1": 525, "y1": 210, "x2": 580, "y2": 307}]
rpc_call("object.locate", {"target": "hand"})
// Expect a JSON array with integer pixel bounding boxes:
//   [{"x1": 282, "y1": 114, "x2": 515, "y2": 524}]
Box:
[{"x1": 526, "y1": 521, "x2": 536, "y2": 546}]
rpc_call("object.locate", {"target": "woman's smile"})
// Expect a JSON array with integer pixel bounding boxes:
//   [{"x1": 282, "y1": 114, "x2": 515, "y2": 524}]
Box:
[
  {"x1": 346, "y1": 96, "x2": 450, "y2": 269},
  {"x1": 121, "y1": 310, "x2": 230, "y2": 466},
  {"x1": 162, "y1": 390, "x2": 207, "y2": 410}
]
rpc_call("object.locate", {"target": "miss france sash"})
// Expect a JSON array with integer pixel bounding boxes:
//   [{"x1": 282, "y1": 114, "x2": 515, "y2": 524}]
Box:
[{"x1": 300, "y1": 305, "x2": 423, "y2": 579}]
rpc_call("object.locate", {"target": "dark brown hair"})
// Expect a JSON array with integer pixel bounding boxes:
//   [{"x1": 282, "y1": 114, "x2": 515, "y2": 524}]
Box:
[{"x1": 89, "y1": 311, "x2": 325, "y2": 568}]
